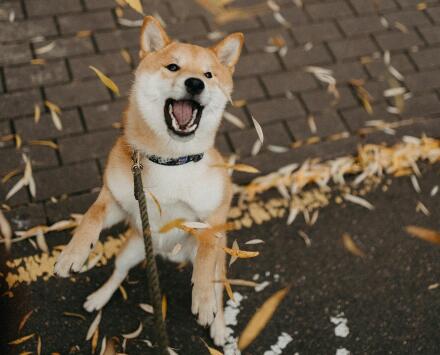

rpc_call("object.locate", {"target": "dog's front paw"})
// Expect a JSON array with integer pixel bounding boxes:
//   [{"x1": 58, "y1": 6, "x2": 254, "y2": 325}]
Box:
[
  {"x1": 192, "y1": 284, "x2": 217, "y2": 326},
  {"x1": 210, "y1": 312, "x2": 226, "y2": 346},
  {"x1": 54, "y1": 241, "x2": 91, "y2": 277}
]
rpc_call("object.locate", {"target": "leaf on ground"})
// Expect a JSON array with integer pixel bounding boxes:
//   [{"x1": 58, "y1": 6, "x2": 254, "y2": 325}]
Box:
[
  {"x1": 29, "y1": 140, "x2": 58, "y2": 149},
  {"x1": 224, "y1": 279, "x2": 235, "y2": 303},
  {"x1": 342, "y1": 233, "x2": 366, "y2": 258},
  {"x1": 86, "y1": 311, "x2": 102, "y2": 341},
  {"x1": 0, "y1": 210, "x2": 12, "y2": 251},
  {"x1": 9, "y1": 333, "x2": 35, "y2": 345},
  {"x1": 238, "y1": 287, "x2": 289, "y2": 350},
  {"x1": 251, "y1": 115, "x2": 264, "y2": 143},
  {"x1": 63, "y1": 312, "x2": 86, "y2": 320},
  {"x1": 119, "y1": 285, "x2": 128, "y2": 300},
  {"x1": 139, "y1": 303, "x2": 153, "y2": 314},
  {"x1": 223, "y1": 241, "x2": 259, "y2": 260},
  {"x1": 145, "y1": 189, "x2": 162, "y2": 216},
  {"x1": 162, "y1": 295, "x2": 167, "y2": 320},
  {"x1": 212, "y1": 163, "x2": 260, "y2": 174},
  {"x1": 89, "y1": 66, "x2": 120, "y2": 96},
  {"x1": 18, "y1": 310, "x2": 34, "y2": 332},
  {"x1": 201, "y1": 337, "x2": 223, "y2": 355},
  {"x1": 405, "y1": 225, "x2": 440, "y2": 245},
  {"x1": 122, "y1": 322, "x2": 143, "y2": 339},
  {"x1": 124, "y1": 0, "x2": 143, "y2": 14}
]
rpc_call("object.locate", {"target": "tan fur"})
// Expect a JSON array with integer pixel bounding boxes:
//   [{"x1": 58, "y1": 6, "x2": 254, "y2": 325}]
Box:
[{"x1": 54, "y1": 16, "x2": 243, "y2": 346}]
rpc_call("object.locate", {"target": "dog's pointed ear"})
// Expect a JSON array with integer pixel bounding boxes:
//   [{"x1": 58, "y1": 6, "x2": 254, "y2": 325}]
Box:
[
  {"x1": 139, "y1": 16, "x2": 170, "y2": 57},
  {"x1": 211, "y1": 32, "x2": 244, "y2": 70}
]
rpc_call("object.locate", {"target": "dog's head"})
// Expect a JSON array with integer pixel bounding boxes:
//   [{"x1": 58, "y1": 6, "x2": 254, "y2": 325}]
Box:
[{"x1": 132, "y1": 16, "x2": 243, "y2": 156}]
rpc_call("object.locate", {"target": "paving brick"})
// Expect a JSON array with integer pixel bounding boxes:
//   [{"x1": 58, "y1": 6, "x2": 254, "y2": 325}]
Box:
[
  {"x1": 375, "y1": 31, "x2": 422, "y2": 51},
  {"x1": 26, "y1": 144, "x2": 59, "y2": 169},
  {"x1": 341, "y1": 104, "x2": 398, "y2": 132},
  {"x1": 212, "y1": 17, "x2": 261, "y2": 33},
  {"x1": 4, "y1": 203, "x2": 46, "y2": 231},
  {"x1": 45, "y1": 80, "x2": 111, "y2": 108},
  {"x1": 235, "y1": 53, "x2": 281, "y2": 77},
  {"x1": 306, "y1": 1, "x2": 353, "y2": 20},
  {"x1": 365, "y1": 54, "x2": 414, "y2": 78},
  {"x1": 406, "y1": 70, "x2": 440, "y2": 92},
  {"x1": 349, "y1": 0, "x2": 398, "y2": 14},
  {"x1": 58, "y1": 11, "x2": 115, "y2": 34},
  {"x1": 14, "y1": 109, "x2": 83, "y2": 141},
  {"x1": 0, "y1": 147, "x2": 22, "y2": 175},
  {"x1": 230, "y1": 122, "x2": 292, "y2": 157},
  {"x1": 329, "y1": 37, "x2": 378, "y2": 60},
  {"x1": 0, "y1": 18, "x2": 57, "y2": 42},
  {"x1": 45, "y1": 192, "x2": 99, "y2": 223},
  {"x1": 215, "y1": 133, "x2": 232, "y2": 155},
  {"x1": 34, "y1": 161, "x2": 101, "y2": 200},
  {"x1": 166, "y1": 19, "x2": 209, "y2": 41},
  {"x1": 111, "y1": 73, "x2": 133, "y2": 98},
  {"x1": 288, "y1": 111, "x2": 347, "y2": 141},
  {"x1": 0, "y1": 121, "x2": 12, "y2": 148},
  {"x1": 395, "y1": 0, "x2": 438, "y2": 7},
  {"x1": 36, "y1": 37, "x2": 95, "y2": 59},
  {"x1": 84, "y1": 0, "x2": 115, "y2": 10},
  {"x1": 427, "y1": 6, "x2": 440, "y2": 23},
  {"x1": 411, "y1": 47, "x2": 440, "y2": 70},
  {"x1": 302, "y1": 86, "x2": 357, "y2": 113},
  {"x1": 262, "y1": 71, "x2": 317, "y2": 96},
  {"x1": 247, "y1": 97, "x2": 305, "y2": 124},
  {"x1": 82, "y1": 101, "x2": 126, "y2": 130},
  {"x1": 362, "y1": 80, "x2": 389, "y2": 103},
  {"x1": 5, "y1": 61, "x2": 69, "y2": 91},
  {"x1": 328, "y1": 62, "x2": 367, "y2": 82},
  {"x1": 338, "y1": 16, "x2": 385, "y2": 36},
  {"x1": 233, "y1": 77, "x2": 266, "y2": 101},
  {"x1": 385, "y1": 10, "x2": 431, "y2": 27},
  {"x1": 59, "y1": 130, "x2": 119, "y2": 163},
  {"x1": 0, "y1": 1, "x2": 24, "y2": 21},
  {"x1": 25, "y1": 0, "x2": 82, "y2": 17},
  {"x1": 0, "y1": 43, "x2": 31, "y2": 65},
  {"x1": 95, "y1": 28, "x2": 139, "y2": 51},
  {"x1": 400, "y1": 93, "x2": 440, "y2": 118},
  {"x1": 259, "y1": 6, "x2": 308, "y2": 28},
  {"x1": 244, "y1": 28, "x2": 293, "y2": 52},
  {"x1": 69, "y1": 52, "x2": 131, "y2": 80},
  {"x1": 282, "y1": 45, "x2": 332, "y2": 69},
  {"x1": 292, "y1": 22, "x2": 342, "y2": 44},
  {"x1": 0, "y1": 90, "x2": 41, "y2": 120},
  {"x1": 419, "y1": 25, "x2": 440, "y2": 45}
]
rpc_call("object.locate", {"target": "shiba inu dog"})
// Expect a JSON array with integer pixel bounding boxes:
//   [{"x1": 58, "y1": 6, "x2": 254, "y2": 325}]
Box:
[{"x1": 54, "y1": 16, "x2": 243, "y2": 345}]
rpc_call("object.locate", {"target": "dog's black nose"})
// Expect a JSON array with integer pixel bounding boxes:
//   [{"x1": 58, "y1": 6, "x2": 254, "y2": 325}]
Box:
[{"x1": 185, "y1": 77, "x2": 205, "y2": 95}]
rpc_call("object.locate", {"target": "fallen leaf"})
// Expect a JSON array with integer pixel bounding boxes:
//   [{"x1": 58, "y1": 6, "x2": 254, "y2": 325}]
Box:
[
  {"x1": 34, "y1": 104, "x2": 41, "y2": 123},
  {"x1": 91, "y1": 327, "x2": 99, "y2": 354},
  {"x1": 342, "y1": 233, "x2": 366, "y2": 258},
  {"x1": 119, "y1": 285, "x2": 128, "y2": 300},
  {"x1": 120, "y1": 49, "x2": 132, "y2": 64},
  {"x1": 0, "y1": 210, "x2": 12, "y2": 251},
  {"x1": 224, "y1": 279, "x2": 235, "y2": 302},
  {"x1": 29, "y1": 140, "x2": 59, "y2": 149},
  {"x1": 18, "y1": 310, "x2": 34, "y2": 332},
  {"x1": 9, "y1": 333, "x2": 35, "y2": 345},
  {"x1": 223, "y1": 244, "x2": 259, "y2": 259},
  {"x1": 122, "y1": 322, "x2": 143, "y2": 339},
  {"x1": 245, "y1": 239, "x2": 264, "y2": 245},
  {"x1": 86, "y1": 311, "x2": 102, "y2": 341},
  {"x1": 45, "y1": 100, "x2": 62, "y2": 130},
  {"x1": 223, "y1": 111, "x2": 245, "y2": 129},
  {"x1": 343, "y1": 193, "x2": 374, "y2": 210},
  {"x1": 251, "y1": 115, "x2": 264, "y2": 143},
  {"x1": 159, "y1": 218, "x2": 185, "y2": 233},
  {"x1": 162, "y1": 295, "x2": 167, "y2": 320},
  {"x1": 63, "y1": 312, "x2": 86, "y2": 320},
  {"x1": 139, "y1": 303, "x2": 153, "y2": 314},
  {"x1": 212, "y1": 163, "x2": 260, "y2": 174},
  {"x1": 238, "y1": 287, "x2": 289, "y2": 350},
  {"x1": 405, "y1": 225, "x2": 440, "y2": 245},
  {"x1": 201, "y1": 337, "x2": 223, "y2": 355},
  {"x1": 37, "y1": 335, "x2": 42, "y2": 355},
  {"x1": 145, "y1": 189, "x2": 162, "y2": 216},
  {"x1": 89, "y1": 66, "x2": 120, "y2": 96}
]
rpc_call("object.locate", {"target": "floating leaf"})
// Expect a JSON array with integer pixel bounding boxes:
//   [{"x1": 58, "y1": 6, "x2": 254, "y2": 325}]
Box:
[
  {"x1": 9, "y1": 333, "x2": 35, "y2": 345},
  {"x1": 89, "y1": 66, "x2": 120, "y2": 96},
  {"x1": 238, "y1": 287, "x2": 289, "y2": 350},
  {"x1": 405, "y1": 226, "x2": 440, "y2": 245},
  {"x1": 342, "y1": 233, "x2": 366, "y2": 258},
  {"x1": 159, "y1": 218, "x2": 185, "y2": 233},
  {"x1": 251, "y1": 115, "x2": 264, "y2": 143},
  {"x1": 86, "y1": 311, "x2": 102, "y2": 341},
  {"x1": 122, "y1": 322, "x2": 143, "y2": 339},
  {"x1": 224, "y1": 278, "x2": 235, "y2": 302},
  {"x1": 212, "y1": 163, "x2": 260, "y2": 174}
]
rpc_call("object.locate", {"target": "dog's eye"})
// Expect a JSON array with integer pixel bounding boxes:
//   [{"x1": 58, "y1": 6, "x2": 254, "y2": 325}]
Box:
[
  {"x1": 166, "y1": 64, "x2": 180, "y2": 72},
  {"x1": 204, "y1": 72, "x2": 213, "y2": 79}
]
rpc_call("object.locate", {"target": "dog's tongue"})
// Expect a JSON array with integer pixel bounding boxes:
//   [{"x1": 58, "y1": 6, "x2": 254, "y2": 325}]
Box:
[{"x1": 172, "y1": 100, "x2": 193, "y2": 126}]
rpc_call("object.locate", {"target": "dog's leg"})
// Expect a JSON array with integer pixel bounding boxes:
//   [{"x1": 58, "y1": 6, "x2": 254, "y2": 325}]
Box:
[
  {"x1": 210, "y1": 236, "x2": 227, "y2": 346},
  {"x1": 84, "y1": 229, "x2": 145, "y2": 312},
  {"x1": 54, "y1": 186, "x2": 124, "y2": 277},
  {"x1": 192, "y1": 203, "x2": 229, "y2": 330}
]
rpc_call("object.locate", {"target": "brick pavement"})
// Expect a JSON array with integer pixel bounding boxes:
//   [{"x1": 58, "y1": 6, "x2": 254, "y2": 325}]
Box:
[{"x1": 1, "y1": 0, "x2": 440, "y2": 226}]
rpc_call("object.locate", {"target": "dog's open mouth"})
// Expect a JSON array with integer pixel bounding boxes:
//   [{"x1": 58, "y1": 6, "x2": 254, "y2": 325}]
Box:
[{"x1": 164, "y1": 98, "x2": 203, "y2": 137}]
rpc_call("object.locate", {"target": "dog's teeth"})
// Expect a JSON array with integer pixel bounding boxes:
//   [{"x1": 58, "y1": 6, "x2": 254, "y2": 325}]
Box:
[{"x1": 192, "y1": 109, "x2": 197, "y2": 120}]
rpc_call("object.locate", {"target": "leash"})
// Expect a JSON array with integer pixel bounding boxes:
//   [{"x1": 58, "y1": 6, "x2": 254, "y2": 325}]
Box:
[{"x1": 131, "y1": 150, "x2": 170, "y2": 355}]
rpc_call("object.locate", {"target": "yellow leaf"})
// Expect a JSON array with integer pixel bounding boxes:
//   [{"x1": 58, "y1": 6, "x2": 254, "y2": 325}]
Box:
[
  {"x1": 34, "y1": 104, "x2": 41, "y2": 123},
  {"x1": 212, "y1": 163, "x2": 260, "y2": 173},
  {"x1": 145, "y1": 189, "x2": 162, "y2": 216},
  {"x1": 44, "y1": 100, "x2": 61, "y2": 114},
  {"x1": 341, "y1": 233, "x2": 366, "y2": 258},
  {"x1": 162, "y1": 295, "x2": 167, "y2": 321},
  {"x1": 238, "y1": 288, "x2": 289, "y2": 350},
  {"x1": 201, "y1": 338, "x2": 223, "y2": 355},
  {"x1": 9, "y1": 333, "x2": 35, "y2": 345},
  {"x1": 159, "y1": 218, "x2": 185, "y2": 233},
  {"x1": 29, "y1": 140, "x2": 59, "y2": 149},
  {"x1": 63, "y1": 312, "x2": 86, "y2": 320},
  {"x1": 405, "y1": 225, "x2": 440, "y2": 245},
  {"x1": 31, "y1": 59, "x2": 46, "y2": 65},
  {"x1": 15, "y1": 134, "x2": 22, "y2": 149},
  {"x1": 18, "y1": 310, "x2": 34, "y2": 332},
  {"x1": 91, "y1": 327, "x2": 99, "y2": 354},
  {"x1": 2, "y1": 168, "x2": 21, "y2": 184},
  {"x1": 120, "y1": 49, "x2": 132, "y2": 64},
  {"x1": 223, "y1": 246, "x2": 259, "y2": 259},
  {"x1": 124, "y1": 0, "x2": 144, "y2": 14},
  {"x1": 37, "y1": 335, "x2": 42, "y2": 355},
  {"x1": 224, "y1": 279, "x2": 235, "y2": 303},
  {"x1": 89, "y1": 66, "x2": 120, "y2": 96}
]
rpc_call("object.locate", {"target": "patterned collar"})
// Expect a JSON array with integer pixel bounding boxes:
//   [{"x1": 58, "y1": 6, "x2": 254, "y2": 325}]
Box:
[{"x1": 147, "y1": 153, "x2": 204, "y2": 166}]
